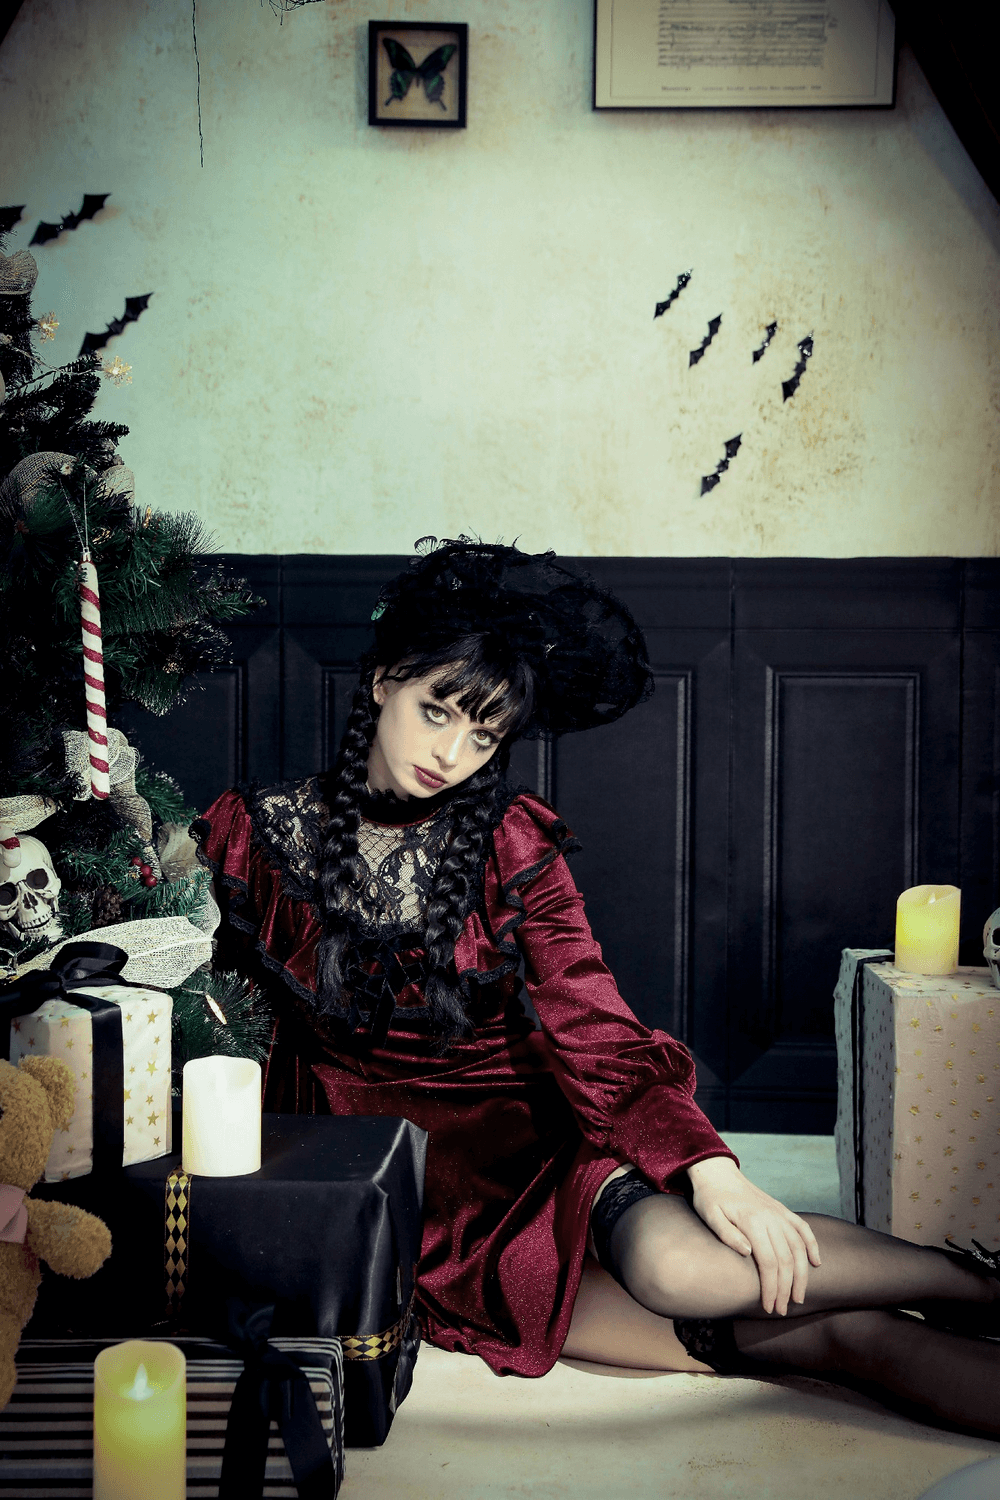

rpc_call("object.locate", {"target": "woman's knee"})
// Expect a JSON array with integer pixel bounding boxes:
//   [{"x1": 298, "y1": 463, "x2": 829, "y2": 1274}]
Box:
[{"x1": 611, "y1": 1197, "x2": 751, "y2": 1318}]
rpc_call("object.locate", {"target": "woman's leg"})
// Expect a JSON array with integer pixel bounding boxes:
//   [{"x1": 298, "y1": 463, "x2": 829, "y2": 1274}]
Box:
[
  {"x1": 563, "y1": 1258, "x2": 1000, "y2": 1438},
  {"x1": 606, "y1": 1197, "x2": 1000, "y2": 1322}
]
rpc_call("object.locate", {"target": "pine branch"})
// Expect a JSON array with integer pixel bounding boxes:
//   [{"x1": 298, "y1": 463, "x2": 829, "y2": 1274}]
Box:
[{"x1": 170, "y1": 970, "x2": 273, "y2": 1081}]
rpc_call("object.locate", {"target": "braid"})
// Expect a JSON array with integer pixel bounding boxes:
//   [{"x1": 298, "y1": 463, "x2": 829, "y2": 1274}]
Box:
[
  {"x1": 422, "y1": 752, "x2": 506, "y2": 1043},
  {"x1": 315, "y1": 671, "x2": 378, "y2": 1014}
]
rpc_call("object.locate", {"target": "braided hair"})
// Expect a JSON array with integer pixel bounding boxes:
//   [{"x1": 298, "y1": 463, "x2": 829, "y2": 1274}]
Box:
[{"x1": 315, "y1": 635, "x2": 534, "y2": 1041}]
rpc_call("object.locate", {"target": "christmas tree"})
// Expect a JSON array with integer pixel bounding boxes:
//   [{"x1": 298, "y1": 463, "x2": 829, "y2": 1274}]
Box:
[{"x1": 0, "y1": 205, "x2": 270, "y2": 1079}]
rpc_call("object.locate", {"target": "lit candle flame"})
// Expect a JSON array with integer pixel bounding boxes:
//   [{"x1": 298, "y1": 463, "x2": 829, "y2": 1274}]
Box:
[{"x1": 125, "y1": 1362, "x2": 154, "y2": 1400}]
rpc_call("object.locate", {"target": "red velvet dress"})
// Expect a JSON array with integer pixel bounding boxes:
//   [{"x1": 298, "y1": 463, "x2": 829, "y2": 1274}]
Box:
[{"x1": 196, "y1": 779, "x2": 735, "y2": 1378}]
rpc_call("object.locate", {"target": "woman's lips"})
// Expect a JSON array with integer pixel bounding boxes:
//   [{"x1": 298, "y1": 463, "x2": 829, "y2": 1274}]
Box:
[{"x1": 414, "y1": 766, "x2": 447, "y2": 789}]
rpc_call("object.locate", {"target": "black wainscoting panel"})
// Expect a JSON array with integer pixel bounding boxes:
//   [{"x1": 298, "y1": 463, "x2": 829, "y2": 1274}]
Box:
[
  {"x1": 555, "y1": 674, "x2": 689, "y2": 1040},
  {"x1": 113, "y1": 555, "x2": 999, "y2": 1132},
  {"x1": 727, "y1": 598, "x2": 962, "y2": 1130}
]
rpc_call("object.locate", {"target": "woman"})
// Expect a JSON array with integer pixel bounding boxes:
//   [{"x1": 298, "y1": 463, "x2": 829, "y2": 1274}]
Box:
[{"x1": 197, "y1": 539, "x2": 1000, "y2": 1437}]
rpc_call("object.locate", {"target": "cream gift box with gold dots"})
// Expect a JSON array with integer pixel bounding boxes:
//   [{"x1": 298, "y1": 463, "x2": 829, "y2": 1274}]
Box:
[
  {"x1": 9, "y1": 983, "x2": 172, "y2": 1182},
  {"x1": 835, "y1": 951, "x2": 1000, "y2": 1248}
]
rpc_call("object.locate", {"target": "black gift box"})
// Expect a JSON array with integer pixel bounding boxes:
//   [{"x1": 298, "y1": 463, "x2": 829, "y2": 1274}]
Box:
[
  {"x1": 1, "y1": 1335, "x2": 345, "y2": 1498},
  {"x1": 28, "y1": 1115, "x2": 427, "y2": 1448}
]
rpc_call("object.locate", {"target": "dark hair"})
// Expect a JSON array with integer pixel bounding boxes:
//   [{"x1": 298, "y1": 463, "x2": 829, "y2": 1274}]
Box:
[{"x1": 315, "y1": 637, "x2": 534, "y2": 1042}]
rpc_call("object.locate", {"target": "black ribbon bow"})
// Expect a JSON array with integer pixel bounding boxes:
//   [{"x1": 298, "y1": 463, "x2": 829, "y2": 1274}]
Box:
[
  {"x1": 220, "y1": 1305, "x2": 339, "y2": 1500},
  {"x1": 0, "y1": 941, "x2": 150, "y2": 1174}
]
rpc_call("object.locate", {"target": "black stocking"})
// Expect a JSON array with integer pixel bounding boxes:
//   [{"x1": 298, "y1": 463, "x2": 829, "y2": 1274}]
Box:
[{"x1": 604, "y1": 1199, "x2": 1000, "y2": 1437}]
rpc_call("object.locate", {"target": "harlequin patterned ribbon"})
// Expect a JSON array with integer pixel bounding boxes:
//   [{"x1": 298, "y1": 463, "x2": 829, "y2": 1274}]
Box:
[
  {"x1": 164, "y1": 1169, "x2": 191, "y2": 1320},
  {"x1": 79, "y1": 553, "x2": 110, "y2": 800},
  {"x1": 340, "y1": 1289, "x2": 416, "y2": 1361}
]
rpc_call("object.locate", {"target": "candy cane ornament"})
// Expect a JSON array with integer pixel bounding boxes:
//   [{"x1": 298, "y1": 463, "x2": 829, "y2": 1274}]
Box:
[{"x1": 79, "y1": 551, "x2": 110, "y2": 799}]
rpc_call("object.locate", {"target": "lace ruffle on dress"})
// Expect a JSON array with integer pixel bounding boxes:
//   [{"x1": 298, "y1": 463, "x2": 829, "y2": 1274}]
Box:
[{"x1": 196, "y1": 777, "x2": 735, "y2": 1377}]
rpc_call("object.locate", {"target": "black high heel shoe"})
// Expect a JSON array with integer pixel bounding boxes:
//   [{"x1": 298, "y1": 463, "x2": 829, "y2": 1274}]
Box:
[{"x1": 902, "y1": 1239, "x2": 1000, "y2": 1340}]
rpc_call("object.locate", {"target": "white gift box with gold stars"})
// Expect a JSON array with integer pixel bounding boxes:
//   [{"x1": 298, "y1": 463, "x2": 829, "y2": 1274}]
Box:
[
  {"x1": 835, "y1": 951, "x2": 1000, "y2": 1249},
  {"x1": 9, "y1": 982, "x2": 172, "y2": 1182}
]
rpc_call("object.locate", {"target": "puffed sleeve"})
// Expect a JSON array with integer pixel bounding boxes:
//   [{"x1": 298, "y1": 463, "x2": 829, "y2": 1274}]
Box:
[
  {"x1": 487, "y1": 793, "x2": 736, "y2": 1188},
  {"x1": 193, "y1": 788, "x2": 322, "y2": 1002}
]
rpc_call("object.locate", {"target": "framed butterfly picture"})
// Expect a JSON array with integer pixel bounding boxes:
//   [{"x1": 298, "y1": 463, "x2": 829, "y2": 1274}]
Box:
[{"x1": 368, "y1": 21, "x2": 468, "y2": 128}]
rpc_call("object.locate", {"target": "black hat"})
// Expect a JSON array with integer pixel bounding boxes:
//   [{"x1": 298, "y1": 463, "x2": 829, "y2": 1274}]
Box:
[{"x1": 369, "y1": 538, "x2": 653, "y2": 738}]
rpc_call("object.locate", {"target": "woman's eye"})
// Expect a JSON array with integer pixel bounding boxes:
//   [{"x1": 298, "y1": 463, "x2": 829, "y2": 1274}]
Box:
[
  {"x1": 423, "y1": 703, "x2": 448, "y2": 724},
  {"x1": 472, "y1": 731, "x2": 496, "y2": 749}
]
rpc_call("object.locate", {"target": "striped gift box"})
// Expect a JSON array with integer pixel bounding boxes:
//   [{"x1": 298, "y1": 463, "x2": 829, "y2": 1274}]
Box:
[{"x1": 0, "y1": 1336, "x2": 345, "y2": 1498}]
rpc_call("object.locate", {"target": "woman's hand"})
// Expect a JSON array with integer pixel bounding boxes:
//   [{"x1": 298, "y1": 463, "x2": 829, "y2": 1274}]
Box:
[{"x1": 687, "y1": 1156, "x2": 822, "y2": 1316}]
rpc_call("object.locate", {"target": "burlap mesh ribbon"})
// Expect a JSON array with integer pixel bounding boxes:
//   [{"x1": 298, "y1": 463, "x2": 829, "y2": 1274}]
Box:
[
  {"x1": 14, "y1": 915, "x2": 212, "y2": 990},
  {"x1": 0, "y1": 249, "x2": 38, "y2": 296},
  {"x1": 0, "y1": 451, "x2": 135, "y2": 516},
  {"x1": 63, "y1": 727, "x2": 153, "y2": 842}
]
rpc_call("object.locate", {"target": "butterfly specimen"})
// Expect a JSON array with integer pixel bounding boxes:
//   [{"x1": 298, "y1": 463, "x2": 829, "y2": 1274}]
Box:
[
  {"x1": 30, "y1": 195, "x2": 110, "y2": 246},
  {"x1": 383, "y1": 38, "x2": 457, "y2": 109},
  {"x1": 654, "y1": 271, "x2": 692, "y2": 319},
  {"x1": 78, "y1": 294, "x2": 154, "y2": 356},
  {"x1": 701, "y1": 434, "x2": 742, "y2": 496},
  {"x1": 781, "y1": 334, "x2": 814, "y2": 400},
  {"x1": 752, "y1": 320, "x2": 777, "y2": 364},
  {"x1": 689, "y1": 315, "x2": 722, "y2": 367}
]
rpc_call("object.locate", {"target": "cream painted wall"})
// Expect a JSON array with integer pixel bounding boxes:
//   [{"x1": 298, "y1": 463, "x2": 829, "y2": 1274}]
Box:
[{"x1": 1, "y1": 0, "x2": 998, "y2": 556}]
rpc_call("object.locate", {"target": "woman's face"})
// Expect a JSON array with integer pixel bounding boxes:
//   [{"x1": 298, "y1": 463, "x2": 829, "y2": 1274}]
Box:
[{"x1": 367, "y1": 669, "x2": 504, "y2": 799}]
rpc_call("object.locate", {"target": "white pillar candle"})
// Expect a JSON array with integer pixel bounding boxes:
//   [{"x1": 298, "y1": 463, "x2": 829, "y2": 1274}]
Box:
[
  {"x1": 93, "y1": 1339, "x2": 185, "y2": 1500},
  {"x1": 182, "y1": 1055, "x2": 262, "y2": 1176},
  {"x1": 895, "y1": 885, "x2": 961, "y2": 975}
]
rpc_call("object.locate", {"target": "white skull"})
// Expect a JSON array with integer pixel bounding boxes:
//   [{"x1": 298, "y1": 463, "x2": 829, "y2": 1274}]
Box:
[
  {"x1": 0, "y1": 835, "x2": 63, "y2": 947},
  {"x1": 984, "y1": 908, "x2": 1000, "y2": 990}
]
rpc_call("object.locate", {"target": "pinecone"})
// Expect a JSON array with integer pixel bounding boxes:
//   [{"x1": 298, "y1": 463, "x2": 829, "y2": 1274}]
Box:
[{"x1": 91, "y1": 885, "x2": 124, "y2": 928}]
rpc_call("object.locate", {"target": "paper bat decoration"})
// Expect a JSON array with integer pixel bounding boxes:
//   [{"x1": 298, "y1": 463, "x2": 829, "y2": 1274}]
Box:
[
  {"x1": 0, "y1": 205, "x2": 24, "y2": 239},
  {"x1": 752, "y1": 321, "x2": 778, "y2": 364},
  {"x1": 701, "y1": 434, "x2": 742, "y2": 496},
  {"x1": 654, "y1": 271, "x2": 692, "y2": 319},
  {"x1": 78, "y1": 293, "x2": 153, "y2": 356},
  {"x1": 30, "y1": 194, "x2": 110, "y2": 246},
  {"x1": 689, "y1": 315, "x2": 722, "y2": 368},
  {"x1": 782, "y1": 334, "x2": 814, "y2": 400},
  {"x1": 383, "y1": 39, "x2": 457, "y2": 109}
]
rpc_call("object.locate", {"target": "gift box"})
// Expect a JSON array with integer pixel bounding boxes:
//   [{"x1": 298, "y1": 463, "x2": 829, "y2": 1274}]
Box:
[
  {"x1": 29, "y1": 1114, "x2": 428, "y2": 1449},
  {"x1": 0, "y1": 1335, "x2": 345, "y2": 1498},
  {"x1": 2, "y1": 943, "x2": 172, "y2": 1181},
  {"x1": 834, "y1": 948, "x2": 1000, "y2": 1247}
]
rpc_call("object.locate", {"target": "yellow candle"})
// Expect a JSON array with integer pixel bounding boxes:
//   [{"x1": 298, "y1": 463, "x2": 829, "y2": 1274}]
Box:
[
  {"x1": 182, "y1": 1055, "x2": 262, "y2": 1176},
  {"x1": 895, "y1": 885, "x2": 961, "y2": 975},
  {"x1": 93, "y1": 1340, "x2": 185, "y2": 1500}
]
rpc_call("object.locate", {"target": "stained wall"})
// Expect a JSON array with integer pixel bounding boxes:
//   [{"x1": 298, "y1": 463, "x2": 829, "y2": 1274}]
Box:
[{"x1": 2, "y1": 0, "x2": 998, "y2": 556}]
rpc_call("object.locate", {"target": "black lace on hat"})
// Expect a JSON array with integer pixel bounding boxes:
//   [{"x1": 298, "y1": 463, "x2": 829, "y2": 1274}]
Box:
[{"x1": 368, "y1": 537, "x2": 653, "y2": 738}]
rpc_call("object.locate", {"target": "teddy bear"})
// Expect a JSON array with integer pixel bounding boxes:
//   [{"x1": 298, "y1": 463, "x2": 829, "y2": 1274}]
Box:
[{"x1": 0, "y1": 1055, "x2": 111, "y2": 1408}]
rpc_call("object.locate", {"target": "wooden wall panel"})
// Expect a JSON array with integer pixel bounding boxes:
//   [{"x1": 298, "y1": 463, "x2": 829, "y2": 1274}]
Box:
[{"x1": 116, "y1": 555, "x2": 1000, "y2": 1133}]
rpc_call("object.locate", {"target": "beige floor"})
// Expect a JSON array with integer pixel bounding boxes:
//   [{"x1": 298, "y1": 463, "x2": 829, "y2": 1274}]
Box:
[{"x1": 344, "y1": 1137, "x2": 1000, "y2": 1499}]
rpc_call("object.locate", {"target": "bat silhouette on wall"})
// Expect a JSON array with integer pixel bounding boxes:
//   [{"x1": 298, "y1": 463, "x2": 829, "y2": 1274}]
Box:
[
  {"x1": 0, "y1": 205, "x2": 24, "y2": 239},
  {"x1": 689, "y1": 315, "x2": 722, "y2": 367},
  {"x1": 383, "y1": 39, "x2": 457, "y2": 108},
  {"x1": 752, "y1": 321, "x2": 778, "y2": 364},
  {"x1": 30, "y1": 195, "x2": 110, "y2": 246},
  {"x1": 654, "y1": 271, "x2": 692, "y2": 319},
  {"x1": 701, "y1": 434, "x2": 742, "y2": 495},
  {"x1": 78, "y1": 294, "x2": 154, "y2": 356},
  {"x1": 782, "y1": 334, "x2": 814, "y2": 400}
]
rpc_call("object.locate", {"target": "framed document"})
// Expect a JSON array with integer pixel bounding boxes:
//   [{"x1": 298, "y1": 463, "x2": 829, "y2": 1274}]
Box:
[{"x1": 594, "y1": 0, "x2": 896, "y2": 109}]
